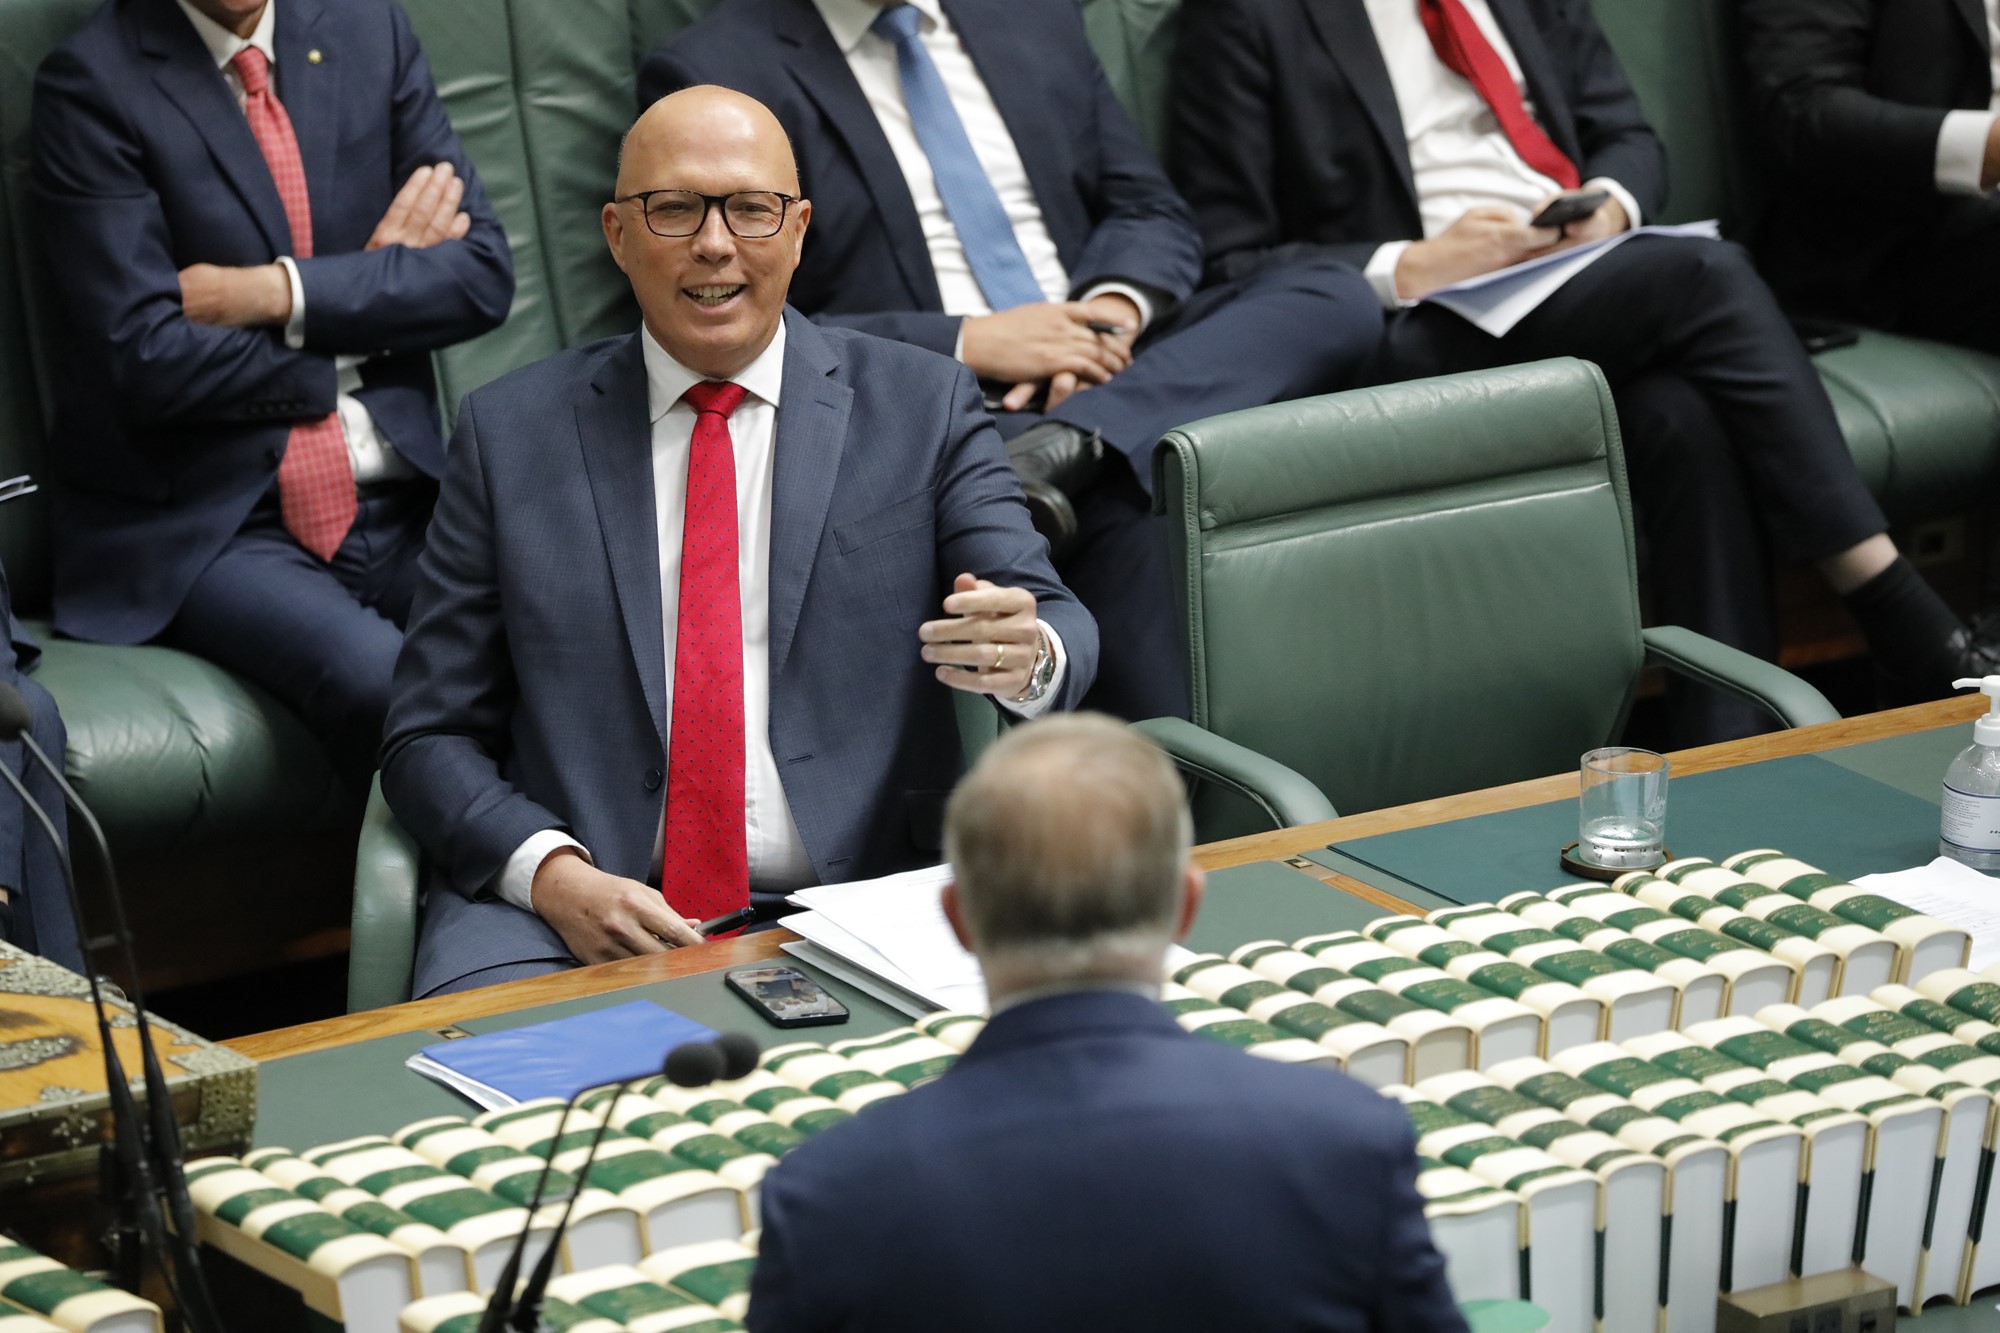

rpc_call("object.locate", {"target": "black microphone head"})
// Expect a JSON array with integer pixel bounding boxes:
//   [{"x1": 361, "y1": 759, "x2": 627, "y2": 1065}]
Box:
[
  {"x1": 663, "y1": 1039, "x2": 727, "y2": 1088},
  {"x1": 715, "y1": 1032, "x2": 759, "y2": 1082},
  {"x1": 0, "y1": 681, "x2": 31, "y2": 742}
]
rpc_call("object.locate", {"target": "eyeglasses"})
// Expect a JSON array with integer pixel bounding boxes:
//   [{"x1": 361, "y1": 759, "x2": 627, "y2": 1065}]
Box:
[{"x1": 614, "y1": 189, "x2": 800, "y2": 239}]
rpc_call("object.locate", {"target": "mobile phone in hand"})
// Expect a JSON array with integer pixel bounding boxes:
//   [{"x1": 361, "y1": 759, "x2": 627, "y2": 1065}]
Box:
[{"x1": 1529, "y1": 189, "x2": 1610, "y2": 230}]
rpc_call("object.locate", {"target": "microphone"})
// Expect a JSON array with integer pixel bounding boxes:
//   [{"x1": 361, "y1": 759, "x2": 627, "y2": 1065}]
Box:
[
  {"x1": 501, "y1": 1034, "x2": 759, "y2": 1331},
  {"x1": 0, "y1": 682, "x2": 224, "y2": 1331}
]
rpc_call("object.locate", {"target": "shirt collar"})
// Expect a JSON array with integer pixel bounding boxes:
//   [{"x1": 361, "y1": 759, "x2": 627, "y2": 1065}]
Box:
[
  {"x1": 988, "y1": 977, "x2": 1161, "y2": 1015},
  {"x1": 815, "y1": 0, "x2": 945, "y2": 55},
  {"x1": 175, "y1": 0, "x2": 277, "y2": 71},
  {"x1": 641, "y1": 319, "x2": 787, "y2": 425}
]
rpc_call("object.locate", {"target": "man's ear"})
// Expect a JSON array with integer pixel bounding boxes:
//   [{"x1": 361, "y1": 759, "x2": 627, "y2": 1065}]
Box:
[
  {"x1": 1173, "y1": 865, "x2": 1206, "y2": 942},
  {"x1": 941, "y1": 881, "x2": 975, "y2": 953},
  {"x1": 602, "y1": 201, "x2": 628, "y2": 273}
]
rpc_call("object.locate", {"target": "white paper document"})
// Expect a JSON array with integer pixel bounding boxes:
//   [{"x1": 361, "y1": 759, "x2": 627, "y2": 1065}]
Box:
[
  {"x1": 785, "y1": 864, "x2": 987, "y2": 1013},
  {"x1": 1853, "y1": 857, "x2": 2000, "y2": 972},
  {"x1": 1423, "y1": 220, "x2": 1722, "y2": 337}
]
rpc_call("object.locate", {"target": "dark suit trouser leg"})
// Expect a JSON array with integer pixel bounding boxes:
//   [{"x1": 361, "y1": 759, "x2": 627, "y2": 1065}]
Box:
[
  {"x1": 1379, "y1": 236, "x2": 1887, "y2": 565},
  {"x1": 0, "y1": 676, "x2": 81, "y2": 973},
  {"x1": 160, "y1": 481, "x2": 436, "y2": 791},
  {"x1": 1879, "y1": 197, "x2": 2000, "y2": 356},
  {"x1": 1063, "y1": 467, "x2": 1189, "y2": 721}
]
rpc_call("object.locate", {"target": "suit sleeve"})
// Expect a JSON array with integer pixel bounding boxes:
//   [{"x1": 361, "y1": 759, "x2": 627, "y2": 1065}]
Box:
[
  {"x1": 1542, "y1": 0, "x2": 1665, "y2": 217},
  {"x1": 379, "y1": 393, "x2": 572, "y2": 901},
  {"x1": 743, "y1": 1166, "x2": 834, "y2": 1333},
  {"x1": 1167, "y1": 0, "x2": 1380, "y2": 282},
  {"x1": 289, "y1": 3, "x2": 514, "y2": 353},
  {"x1": 932, "y1": 366, "x2": 1096, "y2": 711},
  {"x1": 30, "y1": 48, "x2": 338, "y2": 428},
  {"x1": 1740, "y1": 0, "x2": 1953, "y2": 198},
  {"x1": 1368, "y1": 1114, "x2": 1472, "y2": 1333}
]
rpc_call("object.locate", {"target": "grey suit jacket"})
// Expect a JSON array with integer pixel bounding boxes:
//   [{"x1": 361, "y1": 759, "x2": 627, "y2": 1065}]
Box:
[{"x1": 383, "y1": 310, "x2": 1095, "y2": 995}]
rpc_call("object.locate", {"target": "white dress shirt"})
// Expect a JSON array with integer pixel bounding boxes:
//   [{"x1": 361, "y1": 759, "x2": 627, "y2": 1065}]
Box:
[
  {"x1": 811, "y1": 0, "x2": 1155, "y2": 349},
  {"x1": 1933, "y1": 0, "x2": 2000, "y2": 195},
  {"x1": 1357, "y1": 0, "x2": 1643, "y2": 309},
  {"x1": 498, "y1": 323, "x2": 1067, "y2": 913},
  {"x1": 174, "y1": 0, "x2": 411, "y2": 485}
]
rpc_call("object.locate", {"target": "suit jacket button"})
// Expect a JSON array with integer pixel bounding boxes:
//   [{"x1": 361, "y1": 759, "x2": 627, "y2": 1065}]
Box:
[{"x1": 644, "y1": 769, "x2": 663, "y2": 791}]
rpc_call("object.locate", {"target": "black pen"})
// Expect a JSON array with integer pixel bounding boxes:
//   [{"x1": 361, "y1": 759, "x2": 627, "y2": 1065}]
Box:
[
  {"x1": 1085, "y1": 319, "x2": 1128, "y2": 335},
  {"x1": 697, "y1": 905, "x2": 757, "y2": 937}
]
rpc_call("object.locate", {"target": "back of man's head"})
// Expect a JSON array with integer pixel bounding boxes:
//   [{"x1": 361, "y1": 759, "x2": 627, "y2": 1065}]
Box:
[{"x1": 944, "y1": 713, "x2": 1194, "y2": 994}]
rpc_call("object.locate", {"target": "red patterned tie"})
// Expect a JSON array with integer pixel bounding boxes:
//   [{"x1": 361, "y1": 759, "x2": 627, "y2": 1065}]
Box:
[
  {"x1": 1416, "y1": 0, "x2": 1581, "y2": 190},
  {"x1": 230, "y1": 46, "x2": 355, "y2": 562},
  {"x1": 660, "y1": 381, "x2": 750, "y2": 922}
]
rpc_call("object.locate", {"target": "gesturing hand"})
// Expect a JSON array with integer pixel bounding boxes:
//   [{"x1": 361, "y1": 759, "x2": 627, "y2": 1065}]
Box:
[
  {"x1": 1394, "y1": 206, "x2": 1561, "y2": 301},
  {"x1": 919, "y1": 573, "x2": 1041, "y2": 699},
  {"x1": 367, "y1": 161, "x2": 472, "y2": 251},
  {"x1": 530, "y1": 848, "x2": 704, "y2": 965}
]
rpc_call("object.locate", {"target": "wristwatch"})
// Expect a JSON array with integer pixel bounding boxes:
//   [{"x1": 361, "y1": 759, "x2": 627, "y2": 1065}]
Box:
[{"x1": 1012, "y1": 628, "x2": 1056, "y2": 705}]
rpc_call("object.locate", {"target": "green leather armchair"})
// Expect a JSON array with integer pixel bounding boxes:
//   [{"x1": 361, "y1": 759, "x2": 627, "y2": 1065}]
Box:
[{"x1": 1152, "y1": 358, "x2": 1838, "y2": 842}]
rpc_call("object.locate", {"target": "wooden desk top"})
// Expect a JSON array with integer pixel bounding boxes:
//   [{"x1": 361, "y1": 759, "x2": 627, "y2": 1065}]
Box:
[{"x1": 228, "y1": 696, "x2": 1981, "y2": 1066}]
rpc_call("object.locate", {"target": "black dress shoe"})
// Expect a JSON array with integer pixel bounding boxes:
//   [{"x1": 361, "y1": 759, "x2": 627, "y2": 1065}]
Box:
[
  {"x1": 1004, "y1": 422, "x2": 1103, "y2": 561},
  {"x1": 1877, "y1": 618, "x2": 2000, "y2": 708}
]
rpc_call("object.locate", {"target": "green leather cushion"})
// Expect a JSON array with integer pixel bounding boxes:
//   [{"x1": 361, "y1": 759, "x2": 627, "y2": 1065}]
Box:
[
  {"x1": 25, "y1": 622, "x2": 348, "y2": 851},
  {"x1": 1812, "y1": 333, "x2": 2000, "y2": 524}
]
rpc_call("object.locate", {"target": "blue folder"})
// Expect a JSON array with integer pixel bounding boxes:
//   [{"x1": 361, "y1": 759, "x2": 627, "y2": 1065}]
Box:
[{"x1": 412, "y1": 999, "x2": 718, "y2": 1105}]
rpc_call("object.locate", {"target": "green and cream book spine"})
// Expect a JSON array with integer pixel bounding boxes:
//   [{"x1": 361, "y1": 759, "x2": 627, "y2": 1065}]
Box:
[
  {"x1": 397, "y1": 1291, "x2": 623, "y2": 1333},
  {"x1": 1870, "y1": 981, "x2": 2000, "y2": 1059},
  {"x1": 760, "y1": 1044, "x2": 906, "y2": 1112},
  {"x1": 638, "y1": 1239, "x2": 759, "y2": 1321},
  {"x1": 706, "y1": 1069, "x2": 853, "y2": 1136},
  {"x1": 299, "y1": 1137, "x2": 548, "y2": 1293},
  {"x1": 1156, "y1": 983, "x2": 1344, "y2": 1071},
  {"x1": 827, "y1": 1029, "x2": 960, "y2": 1088},
  {"x1": 1292, "y1": 932, "x2": 1543, "y2": 1068},
  {"x1": 1410, "y1": 1156, "x2": 1523, "y2": 1306},
  {"x1": 1387, "y1": 1088, "x2": 1597, "y2": 1333},
  {"x1": 1548, "y1": 1042, "x2": 1801, "y2": 1293},
  {"x1": 547, "y1": 1263, "x2": 745, "y2": 1333},
  {"x1": 0, "y1": 1313, "x2": 63, "y2": 1332},
  {"x1": 181, "y1": 1158, "x2": 416, "y2": 1330},
  {"x1": 473, "y1": 1103, "x2": 746, "y2": 1251},
  {"x1": 1228, "y1": 940, "x2": 1474, "y2": 1079},
  {"x1": 1618, "y1": 1030, "x2": 1866, "y2": 1279},
  {"x1": 392, "y1": 1117, "x2": 648, "y2": 1270},
  {"x1": 1655, "y1": 859, "x2": 1899, "y2": 997},
  {"x1": 0, "y1": 1243, "x2": 161, "y2": 1333},
  {"x1": 1613, "y1": 870, "x2": 1838, "y2": 1007},
  {"x1": 625, "y1": 1082, "x2": 806, "y2": 1162},
  {"x1": 1719, "y1": 1009, "x2": 1954, "y2": 1310},
  {"x1": 1415, "y1": 1069, "x2": 1665, "y2": 1333},
  {"x1": 915, "y1": 1012, "x2": 986, "y2": 1053},
  {"x1": 577, "y1": 1091, "x2": 777, "y2": 1228},
  {"x1": 1483, "y1": 1055, "x2": 1726, "y2": 1333},
  {"x1": 1546, "y1": 885, "x2": 1795, "y2": 1016},
  {"x1": 1363, "y1": 918, "x2": 1604, "y2": 1054},
  {"x1": 1724, "y1": 850, "x2": 1970, "y2": 982},
  {"x1": 1171, "y1": 953, "x2": 1408, "y2": 1085},
  {"x1": 1498, "y1": 892, "x2": 1728, "y2": 1029},
  {"x1": 1428, "y1": 905, "x2": 1678, "y2": 1042},
  {"x1": 244, "y1": 1146, "x2": 469, "y2": 1297}
]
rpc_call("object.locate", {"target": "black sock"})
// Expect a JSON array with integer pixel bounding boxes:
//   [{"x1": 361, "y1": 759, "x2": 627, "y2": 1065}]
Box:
[{"x1": 1842, "y1": 555, "x2": 1963, "y2": 684}]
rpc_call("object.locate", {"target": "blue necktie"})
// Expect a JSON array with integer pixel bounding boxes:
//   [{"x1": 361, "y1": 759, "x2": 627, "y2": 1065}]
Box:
[{"x1": 872, "y1": 4, "x2": 1046, "y2": 312}]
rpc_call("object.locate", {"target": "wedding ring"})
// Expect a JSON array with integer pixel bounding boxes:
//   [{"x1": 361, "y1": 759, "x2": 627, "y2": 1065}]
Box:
[{"x1": 994, "y1": 644, "x2": 1007, "y2": 671}]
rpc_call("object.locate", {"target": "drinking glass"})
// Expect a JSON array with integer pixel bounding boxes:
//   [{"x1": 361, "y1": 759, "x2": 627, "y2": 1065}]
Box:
[{"x1": 1577, "y1": 747, "x2": 1668, "y2": 869}]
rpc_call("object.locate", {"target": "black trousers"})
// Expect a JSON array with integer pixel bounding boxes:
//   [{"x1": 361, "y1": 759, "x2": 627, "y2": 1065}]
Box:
[
  {"x1": 1377, "y1": 235, "x2": 1887, "y2": 743},
  {"x1": 1870, "y1": 196, "x2": 2000, "y2": 357}
]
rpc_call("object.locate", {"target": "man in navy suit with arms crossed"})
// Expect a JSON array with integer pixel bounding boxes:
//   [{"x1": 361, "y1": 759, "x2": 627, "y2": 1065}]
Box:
[
  {"x1": 382, "y1": 87, "x2": 1096, "y2": 999},
  {"x1": 745, "y1": 712, "x2": 1468, "y2": 1332}
]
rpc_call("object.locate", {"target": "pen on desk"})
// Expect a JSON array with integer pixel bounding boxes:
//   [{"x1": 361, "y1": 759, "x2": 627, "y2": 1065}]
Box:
[
  {"x1": 698, "y1": 905, "x2": 757, "y2": 937},
  {"x1": 1085, "y1": 319, "x2": 1128, "y2": 335}
]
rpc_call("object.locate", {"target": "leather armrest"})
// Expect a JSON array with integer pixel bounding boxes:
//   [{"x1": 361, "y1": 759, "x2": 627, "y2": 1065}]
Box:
[
  {"x1": 1642, "y1": 625, "x2": 1840, "y2": 731},
  {"x1": 347, "y1": 774, "x2": 422, "y2": 1012},
  {"x1": 1133, "y1": 716, "x2": 1338, "y2": 831}
]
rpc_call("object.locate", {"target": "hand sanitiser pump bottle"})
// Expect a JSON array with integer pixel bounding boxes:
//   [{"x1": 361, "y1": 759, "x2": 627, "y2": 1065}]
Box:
[{"x1": 1942, "y1": 676, "x2": 2000, "y2": 871}]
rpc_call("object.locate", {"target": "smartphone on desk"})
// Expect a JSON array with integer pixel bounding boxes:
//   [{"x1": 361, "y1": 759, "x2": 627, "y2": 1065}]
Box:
[
  {"x1": 726, "y1": 964, "x2": 851, "y2": 1028},
  {"x1": 1529, "y1": 189, "x2": 1609, "y2": 230}
]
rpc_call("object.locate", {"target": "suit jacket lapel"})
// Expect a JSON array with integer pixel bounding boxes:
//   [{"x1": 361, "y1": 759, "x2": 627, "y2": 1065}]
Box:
[
  {"x1": 1304, "y1": 0, "x2": 1419, "y2": 209},
  {"x1": 273, "y1": 0, "x2": 340, "y2": 246},
  {"x1": 577, "y1": 336, "x2": 669, "y2": 752},
  {"x1": 1953, "y1": 0, "x2": 1990, "y2": 61},
  {"x1": 1484, "y1": 0, "x2": 1585, "y2": 166},
  {"x1": 133, "y1": 0, "x2": 291, "y2": 255},
  {"x1": 777, "y1": 0, "x2": 944, "y2": 309},
  {"x1": 767, "y1": 311, "x2": 851, "y2": 684},
  {"x1": 942, "y1": 0, "x2": 1076, "y2": 263}
]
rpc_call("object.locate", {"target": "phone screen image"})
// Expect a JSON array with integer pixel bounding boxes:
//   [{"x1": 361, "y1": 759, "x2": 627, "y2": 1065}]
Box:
[{"x1": 728, "y1": 965, "x2": 850, "y2": 1026}]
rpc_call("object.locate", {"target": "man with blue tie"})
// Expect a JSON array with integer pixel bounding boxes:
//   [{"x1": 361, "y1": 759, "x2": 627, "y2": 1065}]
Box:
[
  {"x1": 639, "y1": 0, "x2": 1384, "y2": 722},
  {"x1": 745, "y1": 712, "x2": 1469, "y2": 1332},
  {"x1": 30, "y1": 0, "x2": 514, "y2": 787},
  {"x1": 382, "y1": 87, "x2": 1096, "y2": 999}
]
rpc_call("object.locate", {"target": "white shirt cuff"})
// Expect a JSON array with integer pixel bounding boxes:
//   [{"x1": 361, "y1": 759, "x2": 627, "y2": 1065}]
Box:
[
  {"x1": 276, "y1": 256, "x2": 306, "y2": 348},
  {"x1": 1584, "y1": 177, "x2": 1643, "y2": 231},
  {"x1": 952, "y1": 317, "x2": 968, "y2": 363},
  {"x1": 1077, "y1": 281, "x2": 1156, "y2": 336},
  {"x1": 1364, "y1": 241, "x2": 1417, "y2": 310},
  {"x1": 998, "y1": 619, "x2": 1067, "y2": 720},
  {"x1": 1937, "y1": 110, "x2": 1995, "y2": 196},
  {"x1": 497, "y1": 829, "x2": 590, "y2": 912}
]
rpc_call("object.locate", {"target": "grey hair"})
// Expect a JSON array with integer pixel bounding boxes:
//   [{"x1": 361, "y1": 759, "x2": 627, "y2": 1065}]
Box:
[{"x1": 944, "y1": 713, "x2": 1192, "y2": 988}]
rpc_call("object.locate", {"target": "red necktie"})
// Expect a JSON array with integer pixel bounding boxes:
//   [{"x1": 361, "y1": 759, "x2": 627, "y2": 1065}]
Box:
[
  {"x1": 230, "y1": 46, "x2": 356, "y2": 563},
  {"x1": 1415, "y1": 0, "x2": 1581, "y2": 191},
  {"x1": 660, "y1": 381, "x2": 750, "y2": 922}
]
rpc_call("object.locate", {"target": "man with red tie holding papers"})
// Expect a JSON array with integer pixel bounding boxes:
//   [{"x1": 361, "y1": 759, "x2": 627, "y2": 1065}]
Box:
[{"x1": 381, "y1": 87, "x2": 1095, "y2": 1000}]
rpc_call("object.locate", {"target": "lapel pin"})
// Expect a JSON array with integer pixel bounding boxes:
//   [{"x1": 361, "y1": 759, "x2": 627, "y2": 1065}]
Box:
[{"x1": 307, "y1": 48, "x2": 323, "y2": 63}]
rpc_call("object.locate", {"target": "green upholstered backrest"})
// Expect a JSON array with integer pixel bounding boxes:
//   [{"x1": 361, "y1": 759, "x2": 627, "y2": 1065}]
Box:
[{"x1": 1157, "y1": 358, "x2": 1645, "y2": 820}]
